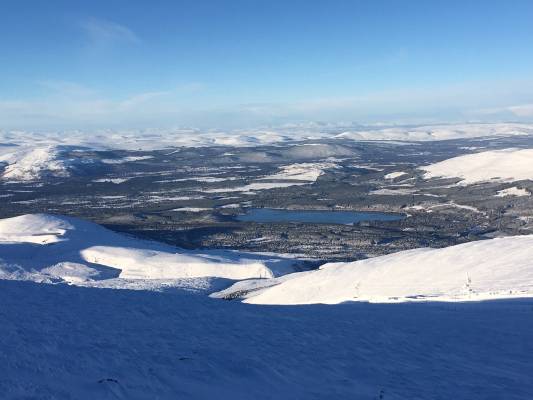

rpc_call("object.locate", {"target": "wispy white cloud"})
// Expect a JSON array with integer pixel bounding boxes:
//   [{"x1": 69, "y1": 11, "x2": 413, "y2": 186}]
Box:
[
  {"x1": 508, "y1": 104, "x2": 533, "y2": 117},
  {"x1": 38, "y1": 80, "x2": 96, "y2": 97},
  {"x1": 468, "y1": 103, "x2": 533, "y2": 118},
  {"x1": 2, "y1": 79, "x2": 533, "y2": 129},
  {"x1": 118, "y1": 91, "x2": 169, "y2": 110},
  {"x1": 175, "y1": 82, "x2": 207, "y2": 93},
  {"x1": 81, "y1": 17, "x2": 140, "y2": 46},
  {"x1": 0, "y1": 81, "x2": 196, "y2": 128}
]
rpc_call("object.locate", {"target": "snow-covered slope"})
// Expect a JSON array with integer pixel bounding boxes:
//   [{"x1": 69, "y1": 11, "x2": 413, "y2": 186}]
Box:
[
  {"x1": 2, "y1": 280, "x2": 532, "y2": 400},
  {"x1": 421, "y1": 148, "x2": 533, "y2": 185},
  {"x1": 0, "y1": 214, "x2": 297, "y2": 284},
  {"x1": 384, "y1": 171, "x2": 407, "y2": 180},
  {"x1": 0, "y1": 212, "x2": 74, "y2": 244},
  {"x1": 279, "y1": 143, "x2": 355, "y2": 159},
  {"x1": 496, "y1": 186, "x2": 531, "y2": 197},
  {"x1": 335, "y1": 122, "x2": 533, "y2": 141},
  {"x1": 259, "y1": 162, "x2": 337, "y2": 182},
  {"x1": 218, "y1": 235, "x2": 533, "y2": 305},
  {"x1": 0, "y1": 145, "x2": 72, "y2": 181}
]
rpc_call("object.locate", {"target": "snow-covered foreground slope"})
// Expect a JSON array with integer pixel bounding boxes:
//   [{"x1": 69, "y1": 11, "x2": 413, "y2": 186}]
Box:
[
  {"x1": 217, "y1": 235, "x2": 533, "y2": 305},
  {"x1": 1, "y1": 215, "x2": 533, "y2": 399},
  {"x1": 1, "y1": 280, "x2": 532, "y2": 400},
  {"x1": 0, "y1": 214, "x2": 298, "y2": 284},
  {"x1": 421, "y1": 148, "x2": 533, "y2": 185}
]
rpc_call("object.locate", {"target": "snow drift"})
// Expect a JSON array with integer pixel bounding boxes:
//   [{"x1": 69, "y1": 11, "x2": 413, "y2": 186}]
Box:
[
  {"x1": 216, "y1": 235, "x2": 533, "y2": 304},
  {"x1": 421, "y1": 148, "x2": 533, "y2": 185},
  {"x1": 0, "y1": 214, "x2": 296, "y2": 284}
]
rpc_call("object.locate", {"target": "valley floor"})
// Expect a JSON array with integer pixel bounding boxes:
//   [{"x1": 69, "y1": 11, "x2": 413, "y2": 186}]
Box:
[{"x1": 1, "y1": 280, "x2": 532, "y2": 400}]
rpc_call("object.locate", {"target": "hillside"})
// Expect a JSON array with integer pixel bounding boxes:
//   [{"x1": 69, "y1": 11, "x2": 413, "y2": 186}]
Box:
[
  {"x1": 0, "y1": 214, "x2": 298, "y2": 285},
  {"x1": 421, "y1": 148, "x2": 533, "y2": 185},
  {"x1": 215, "y1": 235, "x2": 533, "y2": 305},
  {"x1": 1, "y1": 280, "x2": 531, "y2": 400}
]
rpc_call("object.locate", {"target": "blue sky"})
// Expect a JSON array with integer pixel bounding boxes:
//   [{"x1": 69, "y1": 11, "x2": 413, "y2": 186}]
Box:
[{"x1": 1, "y1": 0, "x2": 533, "y2": 129}]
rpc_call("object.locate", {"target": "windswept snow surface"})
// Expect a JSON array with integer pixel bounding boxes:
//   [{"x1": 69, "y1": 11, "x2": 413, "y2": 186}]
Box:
[
  {"x1": 421, "y1": 148, "x2": 533, "y2": 185},
  {"x1": 222, "y1": 235, "x2": 533, "y2": 305},
  {"x1": 1, "y1": 215, "x2": 533, "y2": 399},
  {"x1": 1, "y1": 280, "x2": 532, "y2": 400},
  {"x1": 0, "y1": 214, "x2": 297, "y2": 284}
]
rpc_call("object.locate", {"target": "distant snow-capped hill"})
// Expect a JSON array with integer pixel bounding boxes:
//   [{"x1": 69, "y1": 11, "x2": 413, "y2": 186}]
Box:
[
  {"x1": 215, "y1": 235, "x2": 533, "y2": 304},
  {"x1": 0, "y1": 214, "x2": 297, "y2": 285},
  {"x1": 335, "y1": 122, "x2": 533, "y2": 141},
  {"x1": 2, "y1": 123, "x2": 533, "y2": 182},
  {"x1": 421, "y1": 148, "x2": 533, "y2": 185},
  {"x1": 0, "y1": 145, "x2": 72, "y2": 181},
  {"x1": 2, "y1": 122, "x2": 533, "y2": 152}
]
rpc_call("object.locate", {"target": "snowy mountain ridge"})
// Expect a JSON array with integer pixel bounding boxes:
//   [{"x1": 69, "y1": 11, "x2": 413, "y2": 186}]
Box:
[
  {"x1": 2, "y1": 123, "x2": 533, "y2": 181},
  {"x1": 2, "y1": 214, "x2": 533, "y2": 305},
  {"x1": 0, "y1": 145, "x2": 72, "y2": 181},
  {"x1": 0, "y1": 214, "x2": 298, "y2": 286},
  {"x1": 1, "y1": 214, "x2": 533, "y2": 398},
  {"x1": 215, "y1": 234, "x2": 533, "y2": 304},
  {"x1": 421, "y1": 148, "x2": 533, "y2": 185}
]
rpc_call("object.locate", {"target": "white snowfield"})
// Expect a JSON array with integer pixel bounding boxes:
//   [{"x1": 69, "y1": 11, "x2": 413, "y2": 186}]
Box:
[
  {"x1": 3, "y1": 213, "x2": 533, "y2": 305},
  {"x1": 259, "y1": 162, "x2": 337, "y2": 182},
  {"x1": 201, "y1": 162, "x2": 338, "y2": 193},
  {"x1": 216, "y1": 235, "x2": 533, "y2": 305},
  {"x1": 2, "y1": 280, "x2": 532, "y2": 400},
  {"x1": 421, "y1": 148, "x2": 533, "y2": 185},
  {"x1": 1, "y1": 214, "x2": 533, "y2": 399},
  {"x1": 384, "y1": 171, "x2": 407, "y2": 180},
  {"x1": 0, "y1": 214, "x2": 297, "y2": 284},
  {"x1": 0, "y1": 145, "x2": 70, "y2": 181},
  {"x1": 496, "y1": 186, "x2": 531, "y2": 197}
]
